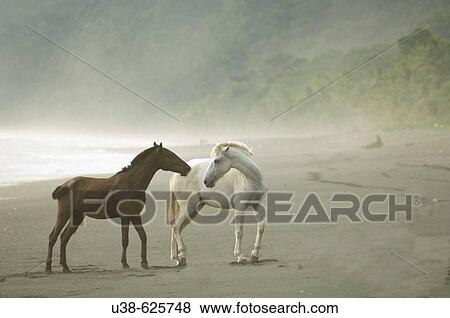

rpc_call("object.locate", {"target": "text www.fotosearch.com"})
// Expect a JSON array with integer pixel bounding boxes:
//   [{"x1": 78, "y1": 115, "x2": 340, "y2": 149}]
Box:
[
  {"x1": 199, "y1": 301, "x2": 339, "y2": 315},
  {"x1": 111, "y1": 301, "x2": 339, "y2": 315}
]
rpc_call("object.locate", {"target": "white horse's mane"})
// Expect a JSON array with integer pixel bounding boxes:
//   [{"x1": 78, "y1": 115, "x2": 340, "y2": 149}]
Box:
[{"x1": 210, "y1": 141, "x2": 254, "y2": 158}]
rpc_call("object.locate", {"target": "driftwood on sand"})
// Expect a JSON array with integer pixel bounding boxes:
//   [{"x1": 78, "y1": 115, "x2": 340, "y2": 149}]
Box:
[{"x1": 362, "y1": 134, "x2": 383, "y2": 149}]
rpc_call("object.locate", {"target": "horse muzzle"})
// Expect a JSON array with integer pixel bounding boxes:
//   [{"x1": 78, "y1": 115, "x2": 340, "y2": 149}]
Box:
[
  {"x1": 179, "y1": 166, "x2": 191, "y2": 176},
  {"x1": 203, "y1": 179, "x2": 215, "y2": 188}
]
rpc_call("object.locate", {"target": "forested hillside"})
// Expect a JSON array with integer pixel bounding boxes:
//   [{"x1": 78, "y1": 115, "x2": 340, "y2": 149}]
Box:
[{"x1": 1, "y1": 0, "x2": 448, "y2": 135}]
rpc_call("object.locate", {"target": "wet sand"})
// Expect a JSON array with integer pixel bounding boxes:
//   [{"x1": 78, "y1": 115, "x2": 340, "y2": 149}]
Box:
[{"x1": 0, "y1": 131, "x2": 449, "y2": 297}]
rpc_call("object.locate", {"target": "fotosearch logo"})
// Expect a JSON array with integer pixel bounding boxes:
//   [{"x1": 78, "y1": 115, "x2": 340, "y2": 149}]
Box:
[{"x1": 68, "y1": 190, "x2": 421, "y2": 226}]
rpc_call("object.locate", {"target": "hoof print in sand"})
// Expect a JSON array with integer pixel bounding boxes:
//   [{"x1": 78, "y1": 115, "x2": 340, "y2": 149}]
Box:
[
  {"x1": 71, "y1": 264, "x2": 99, "y2": 273},
  {"x1": 128, "y1": 272, "x2": 156, "y2": 278},
  {"x1": 230, "y1": 258, "x2": 279, "y2": 266}
]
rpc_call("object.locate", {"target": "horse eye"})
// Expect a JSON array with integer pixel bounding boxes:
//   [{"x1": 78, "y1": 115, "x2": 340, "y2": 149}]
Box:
[{"x1": 214, "y1": 158, "x2": 220, "y2": 164}]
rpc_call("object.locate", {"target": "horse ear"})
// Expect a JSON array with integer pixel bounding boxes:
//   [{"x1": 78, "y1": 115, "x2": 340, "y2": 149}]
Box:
[
  {"x1": 159, "y1": 142, "x2": 163, "y2": 148},
  {"x1": 153, "y1": 142, "x2": 157, "y2": 147}
]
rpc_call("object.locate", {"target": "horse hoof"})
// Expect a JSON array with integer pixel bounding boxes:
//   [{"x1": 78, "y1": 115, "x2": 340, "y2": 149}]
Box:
[
  {"x1": 62, "y1": 266, "x2": 72, "y2": 273},
  {"x1": 141, "y1": 262, "x2": 149, "y2": 269},
  {"x1": 45, "y1": 268, "x2": 52, "y2": 274},
  {"x1": 250, "y1": 255, "x2": 259, "y2": 263},
  {"x1": 237, "y1": 256, "x2": 248, "y2": 264},
  {"x1": 122, "y1": 264, "x2": 130, "y2": 269},
  {"x1": 176, "y1": 258, "x2": 186, "y2": 267}
]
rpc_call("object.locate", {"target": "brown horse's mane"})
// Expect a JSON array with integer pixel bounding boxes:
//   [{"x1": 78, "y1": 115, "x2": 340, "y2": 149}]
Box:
[{"x1": 116, "y1": 146, "x2": 157, "y2": 175}]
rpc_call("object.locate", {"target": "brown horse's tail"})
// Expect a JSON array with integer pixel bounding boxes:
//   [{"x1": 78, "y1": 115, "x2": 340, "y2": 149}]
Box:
[{"x1": 52, "y1": 184, "x2": 69, "y2": 200}]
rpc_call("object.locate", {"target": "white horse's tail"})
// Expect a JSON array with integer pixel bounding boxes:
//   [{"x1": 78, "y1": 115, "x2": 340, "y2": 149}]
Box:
[
  {"x1": 168, "y1": 189, "x2": 179, "y2": 260},
  {"x1": 168, "y1": 188, "x2": 180, "y2": 225}
]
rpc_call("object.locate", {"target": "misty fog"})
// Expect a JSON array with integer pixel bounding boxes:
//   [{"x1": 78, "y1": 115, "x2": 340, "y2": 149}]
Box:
[{"x1": 1, "y1": 0, "x2": 449, "y2": 143}]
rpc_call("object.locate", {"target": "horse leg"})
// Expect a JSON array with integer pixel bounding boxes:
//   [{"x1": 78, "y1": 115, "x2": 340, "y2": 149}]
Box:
[
  {"x1": 59, "y1": 217, "x2": 83, "y2": 273},
  {"x1": 170, "y1": 229, "x2": 178, "y2": 261},
  {"x1": 46, "y1": 205, "x2": 70, "y2": 273},
  {"x1": 121, "y1": 217, "x2": 131, "y2": 269},
  {"x1": 172, "y1": 199, "x2": 203, "y2": 267},
  {"x1": 233, "y1": 212, "x2": 247, "y2": 263},
  {"x1": 250, "y1": 220, "x2": 266, "y2": 262},
  {"x1": 131, "y1": 216, "x2": 148, "y2": 269},
  {"x1": 170, "y1": 218, "x2": 191, "y2": 261},
  {"x1": 169, "y1": 193, "x2": 192, "y2": 262},
  {"x1": 172, "y1": 211, "x2": 189, "y2": 267}
]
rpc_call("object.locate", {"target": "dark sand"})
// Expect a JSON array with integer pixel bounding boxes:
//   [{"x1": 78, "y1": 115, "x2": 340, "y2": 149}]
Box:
[{"x1": 0, "y1": 132, "x2": 449, "y2": 297}]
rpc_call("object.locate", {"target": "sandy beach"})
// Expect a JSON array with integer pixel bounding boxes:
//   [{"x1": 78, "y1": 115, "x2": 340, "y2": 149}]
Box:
[{"x1": 0, "y1": 132, "x2": 448, "y2": 297}]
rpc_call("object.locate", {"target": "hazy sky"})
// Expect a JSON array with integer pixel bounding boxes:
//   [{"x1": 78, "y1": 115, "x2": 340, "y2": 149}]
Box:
[{"x1": 1, "y1": 0, "x2": 447, "y2": 142}]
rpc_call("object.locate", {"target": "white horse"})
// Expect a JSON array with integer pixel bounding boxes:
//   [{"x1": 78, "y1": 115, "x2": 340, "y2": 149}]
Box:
[{"x1": 168, "y1": 142, "x2": 268, "y2": 266}]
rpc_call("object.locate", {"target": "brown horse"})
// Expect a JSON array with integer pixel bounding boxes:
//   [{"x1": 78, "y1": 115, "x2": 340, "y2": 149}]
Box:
[{"x1": 45, "y1": 142, "x2": 190, "y2": 273}]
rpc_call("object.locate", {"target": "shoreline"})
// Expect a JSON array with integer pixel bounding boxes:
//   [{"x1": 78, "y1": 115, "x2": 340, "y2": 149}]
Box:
[{"x1": 2, "y1": 130, "x2": 448, "y2": 190}]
